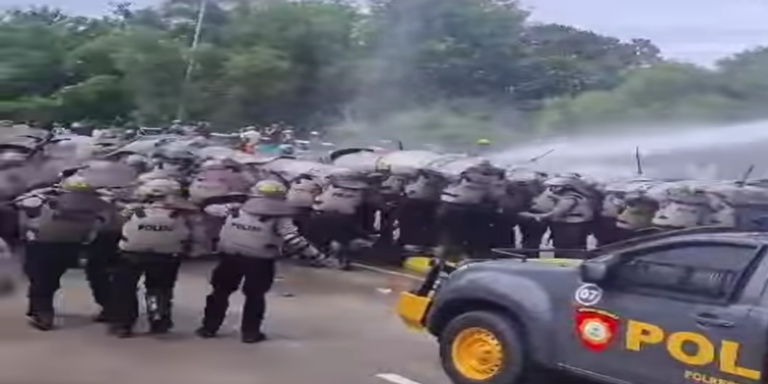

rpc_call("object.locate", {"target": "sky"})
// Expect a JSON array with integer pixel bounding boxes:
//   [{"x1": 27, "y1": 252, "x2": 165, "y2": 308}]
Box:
[{"x1": 2, "y1": 0, "x2": 768, "y2": 65}]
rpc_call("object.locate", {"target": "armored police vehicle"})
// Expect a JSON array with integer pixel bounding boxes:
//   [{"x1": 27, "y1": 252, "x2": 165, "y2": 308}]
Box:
[{"x1": 397, "y1": 227, "x2": 767, "y2": 384}]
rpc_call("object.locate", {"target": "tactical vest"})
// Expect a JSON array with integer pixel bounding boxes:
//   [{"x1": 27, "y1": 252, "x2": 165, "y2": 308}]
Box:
[
  {"x1": 441, "y1": 181, "x2": 488, "y2": 205},
  {"x1": 119, "y1": 206, "x2": 190, "y2": 254},
  {"x1": 405, "y1": 174, "x2": 443, "y2": 201},
  {"x1": 29, "y1": 192, "x2": 105, "y2": 243},
  {"x1": 313, "y1": 184, "x2": 364, "y2": 215},
  {"x1": 550, "y1": 193, "x2": 594, "y2": 223},
  {"x1": 217, "y1": 210, "x2": 281, "y2": 258},
  {"x1": 287, "y1": 178, "x2": 322, "y2": 208}
]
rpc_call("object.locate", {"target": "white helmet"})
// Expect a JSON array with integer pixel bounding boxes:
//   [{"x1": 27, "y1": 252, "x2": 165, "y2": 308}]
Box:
[
  {"x1": 124, "y1": 154, "x2": 147, "y2": 167},
  {"x1": 135, "y1": 179, "x2": 181, "y2": 198}
]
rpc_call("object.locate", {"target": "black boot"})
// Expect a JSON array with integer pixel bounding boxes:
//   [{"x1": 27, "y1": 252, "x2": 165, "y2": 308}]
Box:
[
  {"x1": 108, "y1": 324, "x2": 134, "y2": 338},
  {"x1": 195, "y1": 326, "x2": 217, "y2": 339},
  {"x1": 27, "y1": 313, "x2": 54, "y2": 331},
  {"x1": 92, "y1": 308, "x2": 110, "y2": 323},
  {"x1": 200, "y1": 293, "x2": 227, "y2": 337},
  {"x1": 241, "y1": 331, "x2": 267, "y2": 344},
  {"x1": 149, "y1": 319, "x2": 173, "y2": 334},
  {"x1": 114, "y1": 327, "x2": 134, "y2": 338}
]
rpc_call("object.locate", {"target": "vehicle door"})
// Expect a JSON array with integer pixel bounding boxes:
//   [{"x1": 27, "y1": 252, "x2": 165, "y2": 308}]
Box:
[{"x1": 558, "y1": 242, "x2": 767, "y2": 384}]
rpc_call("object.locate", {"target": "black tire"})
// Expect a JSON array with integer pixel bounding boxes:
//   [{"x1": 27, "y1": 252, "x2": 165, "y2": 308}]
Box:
[{"x1": 439, "y1": 310, "x2": 529, "y2": 384}]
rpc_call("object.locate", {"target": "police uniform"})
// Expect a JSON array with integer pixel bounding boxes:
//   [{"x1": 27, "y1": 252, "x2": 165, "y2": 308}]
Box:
[
  {"x1": 19, "y1": 177, "x2": 110, "y2": 331},
  {"x1": 522, "y1": 177, "x2": 595, "y2": 259},
  {"x1": 197, "y1": 181, "x2": 324, "y2": 343},
  {"x1": 305, "y1": 174, "x2": 369, "y2": 269},
  {"x1": 110, "y1": 180, "x2": 194, "y2": 337},
  {"x1": 374, "y1": 173, "x2": 408, "y2": 247},
  {"x1": 437, "y1": 162, "x2": 504, "y2": 260},
  {"x1": 286, "y1": 174, "x2": 323, "y2": 232},
  {"x1": 84, "y1": 198, "x2": 124, "y2": 322},
  {"x1": 398, "y1": 171, "x2": 444, "y2": 250},
  {"x1": 489, "y1": 180, "x2": 530, "y2": 249},
  {"x1": 546, "y1": 191, "x2": 594, "y2": 258}
]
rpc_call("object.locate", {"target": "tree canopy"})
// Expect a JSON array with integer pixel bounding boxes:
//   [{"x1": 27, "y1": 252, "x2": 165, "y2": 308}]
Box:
[{"x1": 1, "y1": 0, "x2": 766, "y2": 145}]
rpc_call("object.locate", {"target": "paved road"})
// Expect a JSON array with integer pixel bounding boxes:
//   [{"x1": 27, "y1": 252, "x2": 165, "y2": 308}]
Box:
[{"x1": 0, "y1": 262, "x2": 448, "y2": 384}]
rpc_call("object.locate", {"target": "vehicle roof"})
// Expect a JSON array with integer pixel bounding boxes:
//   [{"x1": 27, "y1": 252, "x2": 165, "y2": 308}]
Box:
[
  {"x1": 591, "y1": 227, "x2": 768, "y2": 256},
  {"x1": 669, "y1": 231, "x2": 768, "y2": 243}
]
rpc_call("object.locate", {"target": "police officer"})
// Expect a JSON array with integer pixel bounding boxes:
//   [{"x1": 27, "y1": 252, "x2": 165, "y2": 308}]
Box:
[
  {"x1": 308, "y1": 171, "x2": 370, "y2": 269},
  {"x1": 490, "y1": 178, "x2": 531, "y2": 249},
  {"x1": 652, "y1": 187, "x2": 712, "y2": 230},
  {"x1": 473, "y1": 138, "x2": 492, "y2": 155},
  {"x1": 196, "y1": 180, "x2": 325, "y2": 343},
  {"x1": 520, "y1": 176, "x2": 594, "y2": 259},
  {"x1": 19, "y1": 175, "x2": 111, "y2": 331},
  {"x1": 84, "y1": 191, "x2": 124, "y2": 323},
  {"x1": 109, "y1": 179, "x2": 195, "y2": 338},
  {"x1": 437, "y1": 161, "x2": 504, "y2": 260},
  {"x1": 398, "y1": 169, "x2": 445, "y2": 251},
  {"x1": 593, "y1": 191, "x2": 627, "y2": 247},
  {"x1": 286, "y1": 173, "x2": 323, "y2": 232},
  {"x1": 140, "y1": 147, "x2": 196, "y2": 185},
  {"x1": 188, "y1": 162, "x2": 252, "y2": 257}
]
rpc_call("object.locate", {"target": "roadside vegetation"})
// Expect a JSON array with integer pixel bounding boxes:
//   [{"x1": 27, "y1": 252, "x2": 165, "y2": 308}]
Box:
[{"x1": 1, "y1": 0, "x2": 767, "y2": 146}]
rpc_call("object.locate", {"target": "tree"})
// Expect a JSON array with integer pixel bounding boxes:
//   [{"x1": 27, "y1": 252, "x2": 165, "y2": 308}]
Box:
[{"x1": 0, "y1": 0, "x2": 766, "y2": 144}]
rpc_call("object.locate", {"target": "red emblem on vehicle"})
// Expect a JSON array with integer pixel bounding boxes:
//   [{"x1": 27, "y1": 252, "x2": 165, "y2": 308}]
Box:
[{"x1": 574, "y1": 307, "x2": 619, "y2": 352}]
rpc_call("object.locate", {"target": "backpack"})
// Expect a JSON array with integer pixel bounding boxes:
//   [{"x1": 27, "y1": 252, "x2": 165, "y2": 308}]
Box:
[{"x1": 31, "y1": 193, "x2": 104, "y2": 243}]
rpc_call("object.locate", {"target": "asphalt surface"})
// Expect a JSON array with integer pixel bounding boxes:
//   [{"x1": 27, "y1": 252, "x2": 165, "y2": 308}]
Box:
[{"x1": 0, "y1": 262, "x2": 448, "y2": 384}]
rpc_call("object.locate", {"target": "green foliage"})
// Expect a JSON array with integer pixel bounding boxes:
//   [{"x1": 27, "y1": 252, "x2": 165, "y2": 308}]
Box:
[
  {"x1": 0, "y1": 0, "x2": 765, "y2": 143},
  {"x1": 534, "y1": 50, "x2": 768, "y2": 131}
]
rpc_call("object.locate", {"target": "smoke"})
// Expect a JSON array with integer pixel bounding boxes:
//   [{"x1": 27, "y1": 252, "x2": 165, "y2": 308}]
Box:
[
  {"x1": 491, "y1": 119, "x2": 768, "y2": 180},
  {"x1": 327, "y1": 101, "x2": 525, "y2": 150},
  {"x1": 327, "y1": 0, "x2": 525, "y2": 150}
]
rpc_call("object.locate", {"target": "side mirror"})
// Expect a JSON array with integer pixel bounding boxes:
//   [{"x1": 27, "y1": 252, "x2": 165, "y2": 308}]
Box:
[{"x1": 580, "y1": 262, "x2": 609, "y2": 284}]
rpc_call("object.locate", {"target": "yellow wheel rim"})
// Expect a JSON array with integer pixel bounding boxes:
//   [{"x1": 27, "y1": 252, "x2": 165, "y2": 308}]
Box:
[{"x1": 451, "y1": 327, "x2": 504, "y2": 380}]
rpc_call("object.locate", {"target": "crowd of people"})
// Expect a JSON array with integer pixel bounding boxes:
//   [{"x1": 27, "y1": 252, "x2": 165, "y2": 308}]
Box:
[
  {"x1": 1, "y1": 120, "x2": 762, "y2": 346},
  {"x1": 11, "y1": 148, "x2": 330, "y2": 343}
]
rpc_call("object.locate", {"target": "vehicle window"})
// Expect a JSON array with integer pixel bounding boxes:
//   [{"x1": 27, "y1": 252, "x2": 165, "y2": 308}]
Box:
[{"x1": 611, "y1": 244, "x2": 761, "y2": 302}]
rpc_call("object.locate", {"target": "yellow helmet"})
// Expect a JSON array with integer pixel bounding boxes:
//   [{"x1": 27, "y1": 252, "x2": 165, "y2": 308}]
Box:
[
  {"x1": 250, "y1": 180, "x2": 287, "y2": 198},
  {"x1": 60, "y1": 175, "x2": 92, "y2": 191},
  {"x1": 476, "y1": 138, "x2": 491, "y2": 146}
]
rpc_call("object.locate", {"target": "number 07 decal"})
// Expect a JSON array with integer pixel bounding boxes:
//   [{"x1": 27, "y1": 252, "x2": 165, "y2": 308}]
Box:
[{"x1": 574, "y1": 284, "x2": 603, "y2": 306}]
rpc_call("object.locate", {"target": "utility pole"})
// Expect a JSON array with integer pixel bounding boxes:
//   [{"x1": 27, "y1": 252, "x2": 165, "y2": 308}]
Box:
[{"x1": 175, "y1": 0, "x2": 208, "y2": 122}]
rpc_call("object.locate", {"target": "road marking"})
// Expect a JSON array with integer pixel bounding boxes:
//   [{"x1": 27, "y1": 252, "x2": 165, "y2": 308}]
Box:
[
  {"x1": 352, "y1": 263, "x2": 420, "y2": 280},
  {"x1": 375, "y1": 373, "x2": 423, "y2": 384}
]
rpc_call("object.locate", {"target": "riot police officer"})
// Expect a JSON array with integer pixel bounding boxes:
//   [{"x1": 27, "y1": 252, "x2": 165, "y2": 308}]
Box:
[
  {"x1": 520, "y1": 176, "x2": 595, "y2": 258},
  {"x1": 615, "y1": 193, "x2": 660, "y2": 239},
  {"x1": 398, "y1": 169, "x2": 445, "y2": 251},
  {"x1": 109, "y1": 179, "x2": 195, "y2": 338},
  {"x1": 306, "y1": 171, "x2": 371, "y2": 269},
  {"x1": 652, "y1": 187, "x2": 713, "y2": 230},
  {"x1": 437, "y1": 161, "x2": 504, "y2": 260},
  {"x1": 19, "y1": 175, "x2": 111, "y2": 331},
  {"x1": 196, "y1": 180, "x2": 325, "y2": 343},
  {"x1": 286, "y1": 173, "x2": 323, "y2": 232}
]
